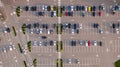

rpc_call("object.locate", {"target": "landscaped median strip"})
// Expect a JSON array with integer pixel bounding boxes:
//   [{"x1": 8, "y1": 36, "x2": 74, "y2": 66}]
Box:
[
  {"x1": 33, "y1": 58, "x2": 37, "y2": 67},
  {"x1": 56, "y1": 59, "x2": 59, "y2": 67},
  {"x1": 56, "y1": 41, "x2": 63, "y2": 52},
  {"x1": 21, "y1": 24, "x2": 26, "y2": 34},
  {"x1": 23, "y1": 61, "x2": 27, "y2": 67},
  {"x1": 16, "y1": 6, "x2": 20, "y2": 17},
  {"x1": 60, "y1": 59, "x2": 63, "y2": 67},
  {"x1": 12, "y1": 26, "x2": 17, "y2": 36},
  {"x1": 60, "y1": 41, "x2": 63, "y2": 52},
  {"x1": 27, "y1": 41, "x2": 32, "y2": 52},
  {"x1": 56, "y1": 23, "x2": 59, "y2": 34},
  {"x1": 18, "y1": 43, "x2": 23, "y2": 53}
]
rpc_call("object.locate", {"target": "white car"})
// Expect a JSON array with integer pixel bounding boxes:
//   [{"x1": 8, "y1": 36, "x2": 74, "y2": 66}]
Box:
[
  {"x1": 53, "y1": 11, "x2": 57, "y2": 16},
  {"x1": 85, "y1": 41, "x2": 88, "y2": 46},
  {"x1": 93, "y1": 41, "x2": 97, "y2": 46},
  {"x1": 44, "y1": 5, "x2": 47, "y2": 11},
  {"x1": 116, "y1": 28, "x2": 119, "y2": 34},
  {"x1": 71, "y1": 29, "x2": 75, "y2": 34},
  {"x1": 42, "y1": 5, "x2": 45, "y2": 11},
  {"x1": 9, "y1": 45, "x2": 13, "y2": 51},
  {"x1": 71, "y1": 6, "x2": 74, "y2": 11},
  {"x1": 79, "y1": 23, "x2": 82, "y2": 29},
  {"x1": 85, "y1": 6, "x2": 88, "y2": 12},
  {"x1": 38, "y1": 42, "x2": 42, "y2": 46}
]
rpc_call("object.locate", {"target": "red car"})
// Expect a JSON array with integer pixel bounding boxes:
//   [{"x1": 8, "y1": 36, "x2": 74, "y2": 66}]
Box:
[
  {"x1": 88, "y1": 41, "x2": 91, "y2": 46},
  {"x1": 65, "y1": 12, "x2": 68, "y2": 16},
  {"x1": 98, "y1": 11, "x2": 101, "y2": 16}
]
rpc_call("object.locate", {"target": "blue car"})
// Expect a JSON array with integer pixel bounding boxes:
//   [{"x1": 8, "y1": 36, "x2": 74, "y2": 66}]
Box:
[{"x1": 67, "y1": 6, "x2": 71, "y2": 11}]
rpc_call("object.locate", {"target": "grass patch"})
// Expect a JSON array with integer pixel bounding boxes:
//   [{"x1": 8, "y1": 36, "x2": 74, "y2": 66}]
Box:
[
  {"x1": 56, "y1": 41, "x2": 59, "y2": 52},
  {"x1": 22, "y1": 24, "x2": 26, "y2": 34},
  {"x1": 115, "y1": 59, "x2": 120, "y2": 67},
  {"x1": 18, "y1": 43, "x2": 23, "y2": 53},
  {"x1": 56, "y1": 23, "x2": 59, "y2": 34},
  {"x1": 27, "y1": 41, "x2": 32, "y2": 52},
  {"x1": 60, "y1": 59, "x2": 63, "y2": 67},
  {"x1": 16, "y1": 6, "x2": 20, "y2": 17},
  {"x1": 60, "y1": 41, "x2": 63, "y2": 52},
  {"x1": 23, "y1": 61, "x2": 27, "y2": 67},
  {"x1": 33, "y1": 58, "x2": 37, "y2": 67},
  {"x1": 12, "y1": 26, "x2": 17, "y2": 36},
  {"x1": 56, "y1": 59, "x2": 59, "y2": 67}
]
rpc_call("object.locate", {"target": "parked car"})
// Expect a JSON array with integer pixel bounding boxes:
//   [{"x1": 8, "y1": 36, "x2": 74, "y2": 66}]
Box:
[
  {"x1": 85, "y1": 41, "x2": 88, "y2": 46},
  {"x1": 24, "y1": 6, "x2": 29, "y2": 11},
  {"x1": 74, "y1": 59, "x2": 79, "y2": 64},
  {"x1": 30, "y1": 6, "x2": 37, "y2": 11},
  {"x1": 93, "y1": 41, "x2": 97, "y2": 46},
  {"x1": 67, "y1": 6, "x2": 71, "y2": 11},
  {"x1": 98, "y1": 41, "x2": 102, "y2": 46},
  {"x1": 2, "y1": 47, "x2": 6, "y2": 53},
  {"x1": 71, "y1": 40, "x2": 76, "y2": 46},
  {"x1": 42, "y1": 5, "x2": 45, "y2": 11},
  {"x1": 53, "y1": 11, "x2": 57, "y2": 16},
  {"x1": 98, "y1": 11, "x2": 101, "y2": 16},
  {"x1": 47, "y1": 5, "x2": 51, "y2": 11},
  {"x1": 91, "y1": 6, "x2": 96, "y2": 11},
  {"x1": 79, "y1": 40, "x2": 85, "y2": 45},
  {"x1": 49, "y1": 40, "x2": 54, "y2": 46},
  {"x1": 92, "y1": 12, "x2": 95, "y2": 16},
  {"x1": 88, "y1": 40, "x2": 91, "y2": 46},
  {"x1": 50, "y1": 5, "x2": 54, "y2": 11},
  {"x1": 41, "y1": 36, "x2": 47, "y2": 39},
  {"x1": 9, "y1": 45, "x2": 13, "y2": 51},
  {"x1": 42, "y1": 41, "x2": 48, "y2": 46},
  {"x1": 98, "y1": 29, "x2": 103, "y2": 34},
  {"x1": 70, "y1": 29, "x2": 75, "y2": 34},
  {"x1": 33, "y1": 41, "x2": 38, "y2": 46},
  {"x1": 93, "y1": 23, "x2": 99, "y2": 28},
  {"x1": 98, "y1": 5, "x2": 105, "y2": 10},
  {"x1": 66, "y1": 59, "x2": 72, "y2": 64},
  {"x1": 87, "y1": 6, "x2": 91, "y2": 12}
]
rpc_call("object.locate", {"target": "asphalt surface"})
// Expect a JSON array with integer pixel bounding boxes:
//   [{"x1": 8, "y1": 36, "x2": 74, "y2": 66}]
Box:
[{"x1": 0, "y1": 0, "x2": 120, "y2": 67}]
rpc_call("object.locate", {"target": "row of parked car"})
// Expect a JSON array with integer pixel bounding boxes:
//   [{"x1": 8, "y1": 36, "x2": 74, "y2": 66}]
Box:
[
  {"x1": 70, "y1": 40, "x2": 102, "y2": 46},
  {"x1": 23, "y1": 5, "x2": 105, "y2": 12},
  {"x1": 32, "y1": 40, "x2": 56, "y2": 46},
  {"x1": 65, "y1": 58, "x2": 79, "y2": 64},
  {"x1": 1, "y1": 45, "x2": 15, "y2": 53}
]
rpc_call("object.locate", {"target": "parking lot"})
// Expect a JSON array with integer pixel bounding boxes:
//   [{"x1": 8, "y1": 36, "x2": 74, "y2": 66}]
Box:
[{"x1": 0, "y1": 0, "x2": 120, "y2": 67}]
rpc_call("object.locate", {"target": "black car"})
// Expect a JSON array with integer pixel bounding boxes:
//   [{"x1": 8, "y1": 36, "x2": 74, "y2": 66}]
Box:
[
  {"x1": 47, "y1": 6, "x2": 51, "y2": 11},
  {"x1": 24, "y1": 6, "x2": 29, "y2": 11},
  {"x1": 76, "y1": 6, "x2": 79, "y2": 11},
  {"x1": 52, "y1": 23, "x2": 56, "y2": 29},
  {"x1": 51, "y1": 11, "x2": 54, "y2": 17},
  {"x1": 26, "y1": 24, "x2": 32, "y2": 29},
  {"x1": 61, "y1": 6, "x2": 65, "y2": 11},
  {"x1": 68, "y1": 12, "x2": 73, "y2": 16},
  {"x1": 36, "y1": 12, "x2": 45, "y2": 16},
  {"x1": 92, "y1": 12, "x2": 95, "y2": 16},
  {"x1": 6, "y1": 27, "x2": 10, "y2": 33},
  {"x1": 93, "y1": 23, "x2": 99, "y2": 28},
  {"x1": 98, "y1": 41, "x2": 102, "y2": 46},
  {"x1": 49, "y1": 40, "x2": 54, "y2": 46},
  {"x1": 42, "y1": 24, "x2": 48, "y2": 29},
  {"x1": 71, "y1": 40, "x2": 76, "y2": 46},
  {"x1": 76, "y1": 29, "x2": 79, "y2": 34},
  {"x1": 91, "y1": 6, "x2": 96, "y2": 11},
  {"x1": 41, "y1": 36, "x2": 47, "y2": 39},
  {"x1": 30, "y1": 6, "x2": 37, "y2": 11},
  {"x1": 33, "y1": 23, "x2": 39, "y2": 28},
  {"x1": 112, "y1": 23, "x2": 116, "y2": 28},
  {"x1": 81, "y1": 6, "x2": 85, "y2": 11},
  {"x1": 79, "y1": 6, "x2": 82, "y2": 11}
]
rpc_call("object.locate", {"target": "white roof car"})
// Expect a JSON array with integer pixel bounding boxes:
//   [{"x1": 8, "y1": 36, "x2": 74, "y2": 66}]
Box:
[
  {"x1": 9, "y1": 45, "x2": 13, "y2": 51},
  {"x1": 71, "y1": 29, "x2": 75, "y2": 34},
  {"x1": 71, "y1": 6, "x2": 74, "y2": 11},
  {"x1": 93, "y1": 41, "x2": 97, "y2": 46},
  {"x1": 45, "y1": 5, "x2": 47, "y2": 11},
  {"x1": 53, "y1": 11, "x2": 57, "y2": 16},
  {"x1": 85, "y1": 41, "x2": 88, "y2": 46},
  {"x1": 38, "y1": 41, "x2": 42, "y2": 46},
  {"x1": 2, "y1": 48, "x2": 6, "y2": 53},
  {"x1": 79, "y1": 23, "x2": 82, "y2": 29},
  {"x1": 42, "y1": 5, "x2": 44, "y2": 10},
  {"x1": 85, "y1": 6, "x2": 88, "y2": 12},
  {"x1": 116, "y1": 28, "x2": 119, "y2": 34}
]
